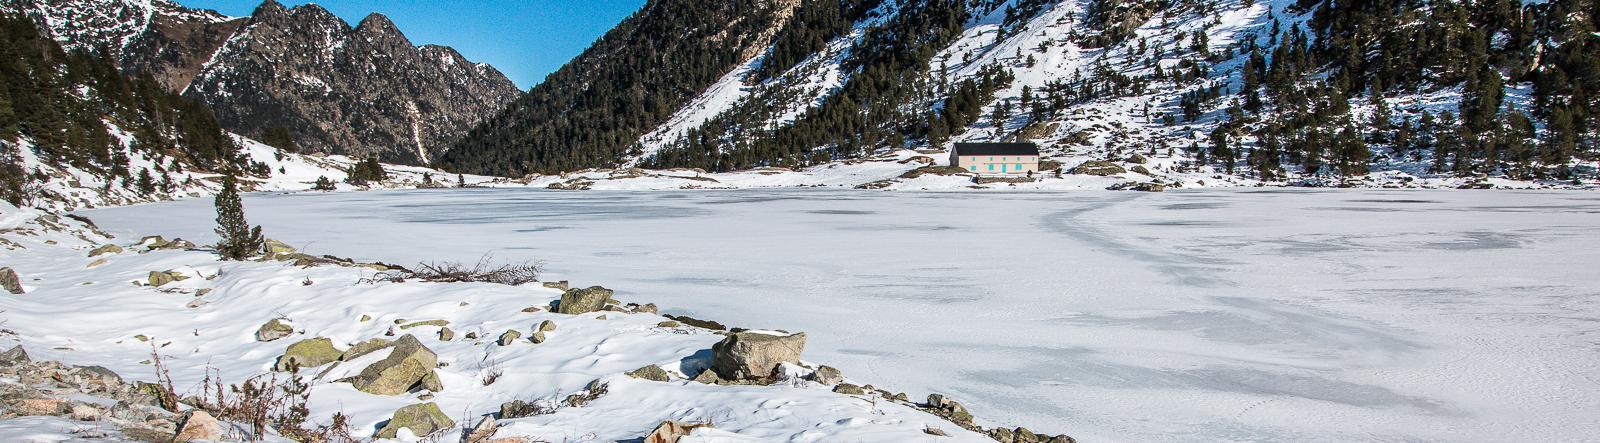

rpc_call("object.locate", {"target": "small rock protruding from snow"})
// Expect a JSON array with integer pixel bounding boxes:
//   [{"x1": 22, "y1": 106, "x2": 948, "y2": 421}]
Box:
[
  {"x1": 1070, "y1": 160, "x2": 1126, "y2": 177},
  {"x1": 625, "y1": 364, "x2": 671, "y2": 382},
  {"x1": 274, "y1": 337, "x2": 341, "y2": 372},
  {"x1": 498, "y1": 399, "x2": 543, "y2": 419},
  {"x1": 145, "y1": 270, "x2": 189, "y2": 287},
  {"x1": 87, "y1": 244, "x2": 123, "y2": 257},
  {"x1": 644, "y1": 420, "x2": 711, "y2": 443},
  {"x1": 832, "y1": 383, "x2": 867, "y2": 395},
  {"x1": 374, "y1": 402, "x2": 454, "y2": 439},
  {"x1": 556, "y1": 286, "x2": 613, "y2": 314},
  {"x1": 172, "y1": 410, "x2": 225, "y2": 441},
  {"x1": 808, "y1": 365, "x2": 844, "y2": 385},
  {"x1": 255, "y1": 318, "x2": 294, "y2": 342},
  {"x1": 710, "y1": 331, "x2": 807, "y2": 381},
  {"x1": 348, "y1": 335, "x2": 439, "y2": 396},
  {"x1": 496, "y1": 329, "x2": 522, "y2": 346},
  {"x1": 0, "y1": 267, "x2": 23, "y2": 294},
  {"x1": 0, "y1": 345, "x2": 29, "y2": 365},
  {"x1": 926, "y1": 394, "x2": 974, "y2": 425},
  {"x1": 464, "y1": 416, "x2": 498, "y2": 443}
]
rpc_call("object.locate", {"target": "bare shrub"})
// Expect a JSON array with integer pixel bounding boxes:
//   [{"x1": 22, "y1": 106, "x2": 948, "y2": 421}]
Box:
[
  {"x1": 362, "y1": 254, "x2": 542, "y2": 286},
  {"x1": 148, "y1": 344, "x2": 179, "y2": 412},
  {"x1": 188, "y1": 365, "x2": 367, "y2": 442}
]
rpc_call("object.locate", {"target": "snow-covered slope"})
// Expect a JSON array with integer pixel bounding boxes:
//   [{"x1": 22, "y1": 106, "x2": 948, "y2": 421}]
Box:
[
  {"x1": 0, "y1": 189, "x2": 1010, "y2": 442},
  {"x1": 633, "y1": 0, "x2": 1595, "y2": 185},
  {"x1": 15, "y1": 131, "x2": 488, "y2": 213}
]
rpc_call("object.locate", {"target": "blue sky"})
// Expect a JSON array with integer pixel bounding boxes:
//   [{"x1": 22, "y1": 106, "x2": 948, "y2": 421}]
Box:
[{"x1": 184, "y1": 0, "x2": 647, "y2": 89}]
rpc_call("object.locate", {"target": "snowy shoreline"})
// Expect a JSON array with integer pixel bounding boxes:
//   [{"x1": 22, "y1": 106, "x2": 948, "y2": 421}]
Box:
[{"x1": 0, "y1": 201, "x2": 1072, "y2": 442}]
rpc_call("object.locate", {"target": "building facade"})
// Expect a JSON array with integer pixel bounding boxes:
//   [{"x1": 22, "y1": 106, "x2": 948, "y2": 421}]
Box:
[{"x1": 951, "y1": 142, "x2": 1041, "y2": 176}]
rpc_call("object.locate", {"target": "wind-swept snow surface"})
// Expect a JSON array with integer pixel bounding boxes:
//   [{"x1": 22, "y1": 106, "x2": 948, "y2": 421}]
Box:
[{"x1": 82, "y1": 189, "x2": 1600, "y2": 441}]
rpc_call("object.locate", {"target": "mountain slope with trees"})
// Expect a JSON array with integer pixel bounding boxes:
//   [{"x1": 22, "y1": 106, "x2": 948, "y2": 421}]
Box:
[
  {"x1": 436, "y1": 0, "x2": 809, "y2": 176},
  {"x1": 448, "y1": 0, "x2": 1600, "y2": 185}
]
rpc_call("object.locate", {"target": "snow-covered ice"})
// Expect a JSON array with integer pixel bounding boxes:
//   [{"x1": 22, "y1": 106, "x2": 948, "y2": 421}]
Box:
[{"x1": 72, "y1": 188, "x2": 1600, "y2": 441}]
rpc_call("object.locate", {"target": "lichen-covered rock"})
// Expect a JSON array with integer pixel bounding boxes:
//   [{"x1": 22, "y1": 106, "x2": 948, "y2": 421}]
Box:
[
  {"x1": 832, "y1": 383, "x2": 866, "y2": 395},
  {"x1": 275, "y1": 337, "x2": 342, "y2": 371},
  {"x1": 374, "y1": 402, "x2": 454, "y2": 439},
  {"x1": 419, "y1": 370, "x2": 444, "y2": 392},
  {"x1": 139, "y1": 236, "x2": 168, "y2": 249},
  {"x1": 656, "y1": 321, "x2": 681, "y2": 328},
  {"x1": 1070, "y1": 160, "x2": 1126, "y2": 176},
  {"x1": 263, "y1": 238, "x2": 296, "y2": 258},
  {"x1": 173, "y1": 410, "x2": 224, "y2": 441},
  {"x1": 342, "y1": 338, "x2": 394, "y2": 361},
  {"x1": 625, "y1": 365, "x2": 670, "y2": 382},
  {"x1": 927, "y1": 394, "x2": 974, "y2": 425},
  {"x1": 349, "y1": 335, "x2": 438, "y2": 395},
  {"x1": 400, "y1": 319, "x2": 449, "y2": 329},
  {"x1": 537, "y1": 320, "x2": 557, "y2": 332},
  {"x1": 808, "y1": 365, "x2": 843, "y2": 385},
  {"x1": 145, "y1": 271, "x2": 188, "y2": 287},
  {"x1": 710, "y1": 331, "x2": 806, "y2": 381},
  {"x1": 255, "y1": 318, "x2": 294, "y2": 342},
  {"x1": 691, "y1": 369, "x2": 723, "y2": 385},
  {"x1": 530, "y1": 331, "x2": 547, "y2": 344},
  {"x1": 542, "y1": 280, "x2": 569, "y2": 291},
  {"x1": 497, "y1": 329, "x2": 522, "y2": 346},
  {"x1": 438, "y1": 327, "x2": 455, "y2": 341},
  {"x1": 0, "y1": 267, "x2": 23, "y2": 294},
  {"x1": 88, "y1": 244, "x2": 123, "y2": 257},
  {"x1": 556, "y1": 286, "x2": 613, "y2": 314},
  {"x1": 146, "y1": 271, "x2": 172, "y2": 287}
]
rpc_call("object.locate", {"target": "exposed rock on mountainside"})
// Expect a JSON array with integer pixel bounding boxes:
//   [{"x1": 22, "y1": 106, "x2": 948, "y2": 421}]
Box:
[
  {"x1": 0, "y1": 0, "x2": 243, "y2": 91},
  {"x1": 3, "y1": 0, "x2": 521, "y2": 164},
  {"x1": 189, "y1": 2, "x2": 522, "y2": 163}
]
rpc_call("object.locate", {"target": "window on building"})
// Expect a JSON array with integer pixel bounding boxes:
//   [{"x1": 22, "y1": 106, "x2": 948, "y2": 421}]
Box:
[{"x1": 988, "y1": 164, "x2": 995, "y2": 171}]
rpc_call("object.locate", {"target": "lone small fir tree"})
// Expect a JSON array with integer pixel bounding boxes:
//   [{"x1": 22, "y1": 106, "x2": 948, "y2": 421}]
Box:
[
  {"x1": 214, "y1": 174, "x2": 264, "y2": 260},
  {"x1": 312, "y1": 175, "x2": 336, "y2": 191}
]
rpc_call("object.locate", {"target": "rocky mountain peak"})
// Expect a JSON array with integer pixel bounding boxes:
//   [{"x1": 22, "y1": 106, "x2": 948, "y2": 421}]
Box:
[
  {"x1": 355, "y1": 13, "x2": 401, "y2": 36},
  {"x1": 184, "y1": 1, "x2": 519, "y2": 163},
  {"x1": 249, "y1": 0, "x2": 289, "y2": 21},
  {"x1": 6, "y1": 0, "x2": 521, "y2": 165}
]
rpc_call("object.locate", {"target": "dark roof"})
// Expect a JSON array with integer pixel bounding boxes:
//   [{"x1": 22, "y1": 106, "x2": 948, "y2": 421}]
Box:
[{"x1": 953, "y1": 142, "x2": 1039, "y2": 156}]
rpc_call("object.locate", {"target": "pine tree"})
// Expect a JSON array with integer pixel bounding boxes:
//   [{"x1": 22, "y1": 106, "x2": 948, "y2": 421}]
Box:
[
  {"x1": 261, "y1": 126, "x2": 298, "y2": 153},
  {"x1": 313, "y1": 175, "x2": 336, "y2": 191},
  {"x1": 1210, "y1": 126, "x2": 1234, "y2": 173},
  {"x1": 214, "y1": 174, "x2": 264, "y2": 261}
]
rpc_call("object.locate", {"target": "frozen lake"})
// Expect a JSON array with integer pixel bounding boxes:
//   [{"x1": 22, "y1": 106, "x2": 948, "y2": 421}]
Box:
[{"x1": 85, "y1": 189, "x2": 1600, "y2": 441}]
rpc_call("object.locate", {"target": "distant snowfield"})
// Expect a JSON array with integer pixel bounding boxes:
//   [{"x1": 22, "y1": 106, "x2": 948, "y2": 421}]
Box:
[{"x1": 83, "y1": 189, "x2": 1600, "y2": 441}]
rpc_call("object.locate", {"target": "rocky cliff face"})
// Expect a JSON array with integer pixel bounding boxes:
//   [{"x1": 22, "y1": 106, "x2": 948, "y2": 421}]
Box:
[
  {"x1": 187, "y1": 2, "x2": 522, "y2": 163},
  {"x1": 4, "y1": 0, "x2": 521, "y2": 164}
]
